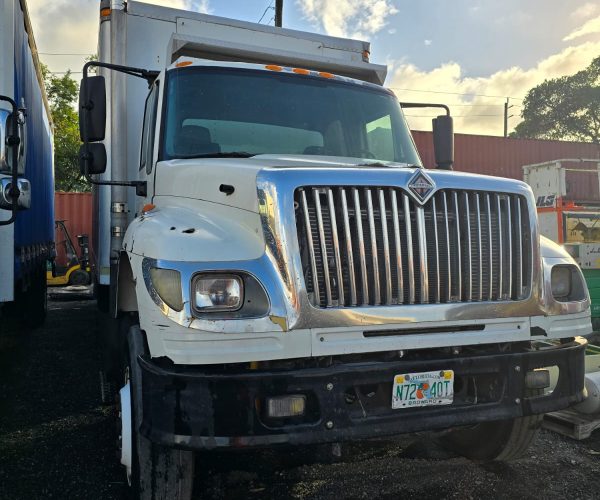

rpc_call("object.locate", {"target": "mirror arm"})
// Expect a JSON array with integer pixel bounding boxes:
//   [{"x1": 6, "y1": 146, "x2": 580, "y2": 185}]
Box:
[
  {"x1": 81, "y1": 61, "x2": 155, "y2": 195},
  {"x1": 0, "y1": 95, "x2": 20, "y2": 226},
  {"x1": 399, "y1": 102, "x2": 450, "y2": 115}
]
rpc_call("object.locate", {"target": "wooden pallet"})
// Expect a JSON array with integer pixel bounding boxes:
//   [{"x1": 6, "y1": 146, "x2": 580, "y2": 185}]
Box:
[{"x1": 543, "y1": 409, "x2": 600, "y2": 440}]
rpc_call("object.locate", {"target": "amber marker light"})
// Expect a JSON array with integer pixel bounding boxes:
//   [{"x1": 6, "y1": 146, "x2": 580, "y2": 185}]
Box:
[
  {"x1": 142, "y1": 203, "x2": 156, "y2": 213},
  {"x1": 292, "y1": 68, "x2": 311, "y2": 75},
  {"x1": 265, "y1": 64, "x2": 283, "y2": 71},
  {"x1": 318, "y1": 72, "x2": 335, "y2": 79},
  {"x1": 176, "y1": 61, "x2": 193, "y2": 68},
  {"x1": 100, "y1": 7, "x2": 111, "y2": 16}
]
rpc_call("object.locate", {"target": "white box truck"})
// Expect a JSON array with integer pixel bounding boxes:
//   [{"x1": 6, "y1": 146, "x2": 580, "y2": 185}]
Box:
[
  {"x1": 81, "y1": 2, "x2": 592, "y2": 497},
  {"x1": 0, "y1": 0, "x2": 54, "y2": 327}
]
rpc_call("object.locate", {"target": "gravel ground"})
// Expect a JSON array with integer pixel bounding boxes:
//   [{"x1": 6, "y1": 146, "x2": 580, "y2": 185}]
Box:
[{"x1": 1, "y1": 296, "x2": 600, "y2": 499}]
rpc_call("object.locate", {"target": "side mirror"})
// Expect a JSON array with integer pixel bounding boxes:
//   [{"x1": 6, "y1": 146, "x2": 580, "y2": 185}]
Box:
[
  {"x1": 432, "y1": 115, "x2": 454, "y2": 170},
  {"x1": 0, "y1": 178, "x2": 31, "y2": 210},
  {"x1": 0, "y1": 108, "x2": 23, "y2": 173},
  {"x1": 79, "y1": 76, "x2": 106, "y2": 142},
  {"x1": 79, "y1": 143, "x2": 107, "y2": 175}
]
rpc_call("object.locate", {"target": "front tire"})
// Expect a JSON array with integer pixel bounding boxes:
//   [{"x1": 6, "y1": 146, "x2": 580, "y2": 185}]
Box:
[
  {"x1": 123, "y1": 325, "x2": 195, "y2": 500},
  {"x1": 440, "y1": 390, "x2": 543, "y2": 462}
]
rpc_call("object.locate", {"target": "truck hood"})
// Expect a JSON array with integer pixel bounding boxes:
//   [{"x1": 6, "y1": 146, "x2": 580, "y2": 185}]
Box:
[
  {"x1": 153, "y1": 154, "x2": 413, "y2": 212},
  {"x1": 153, "y1": 155, "x2": 530, "y2": 213}
]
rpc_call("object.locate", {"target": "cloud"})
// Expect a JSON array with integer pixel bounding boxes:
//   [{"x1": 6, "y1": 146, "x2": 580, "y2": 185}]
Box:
[
  {"x1": 28, "y1": 0, "x2": 212, "y2": 74},
  {"x1": 296, "y1": 0, "x2": 398, "y2": 38},
  {"x1": 424, "y1": 39, "x2": 432, "y2": 46},
  {"x1": 571, "y1": 2, "x2": 599, "y2": 20},
  {"x1": 563, "y1": 15, "x2": 600, "y2": 41},
  {"x1": 137, "y1": 0, "x2": 212, "y2": 13},
  {"x1": 389, "y1": 40, "x2": 600, "y2": 136}
]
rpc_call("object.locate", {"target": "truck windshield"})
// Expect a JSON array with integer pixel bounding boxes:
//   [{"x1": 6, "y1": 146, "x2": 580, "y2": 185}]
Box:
[{"x1": 162, "y1": 66, "x2": 421, "y2": 165}]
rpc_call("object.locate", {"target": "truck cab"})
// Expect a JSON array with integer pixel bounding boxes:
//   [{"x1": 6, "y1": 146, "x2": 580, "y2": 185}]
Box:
[{"x1": 82, "y1": 3, "x2": 591, "y2": 498}]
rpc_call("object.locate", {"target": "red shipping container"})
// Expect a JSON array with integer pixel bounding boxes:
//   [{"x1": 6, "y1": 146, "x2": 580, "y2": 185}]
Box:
[
  {"x1": 54, "y1": 192, "x2": 93, "y2": 266},
  {"x1": 413, "y1": 131, "x2": 600, "y2": 201}
]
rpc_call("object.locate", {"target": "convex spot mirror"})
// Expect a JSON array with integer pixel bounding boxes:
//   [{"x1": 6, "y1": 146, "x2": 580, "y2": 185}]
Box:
[
  {"x1": 0, "y1": 178, "x2": 31, "y2": 210},
  {"x1": 79, "y1": 143, "x2": 107, "y2": 175},
  {"x1": 79, "y1": 75, "x2": 106, "y2": 142},
  {"x1": 432, "y1": 115, "x2": 454, "y2": 170}
]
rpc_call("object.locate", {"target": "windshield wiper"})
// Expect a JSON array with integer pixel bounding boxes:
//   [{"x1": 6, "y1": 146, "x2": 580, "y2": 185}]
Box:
[
  {"x1": 356, "y1": 161, "x2": 389, "y2": 167},
  {"x1": 356, "y1": 162, "x2": 423, "y2": 168},
  {"x1": 178, "y1": 151, "x2": 256, "y2": 159}
]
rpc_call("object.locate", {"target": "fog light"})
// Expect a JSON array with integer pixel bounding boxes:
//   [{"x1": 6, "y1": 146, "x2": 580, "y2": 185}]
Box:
[
  {"x1": 266, "y1": 395, "x2": 306, "y2": 418},
  {"x1": 525, "y1": 369, "x2": 550, "y2": 390}
]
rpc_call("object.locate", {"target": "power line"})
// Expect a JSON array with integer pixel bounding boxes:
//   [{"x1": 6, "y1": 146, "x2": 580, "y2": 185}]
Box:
[
  {"x1": 404, "y1": 114, "x2": 504, "y2": 118},
  {"x1": 390, "y1": 87, "x2": 524, "y2": 101},
  {"x1": 445, "y1": 103, "x2": 504, "y2": 107},
  {"x1": 258, "y1": 1, "x2": 274, "y2": 23},
  {"x1": 39, "y1": 52, "x2": 92, "y2": 56}
]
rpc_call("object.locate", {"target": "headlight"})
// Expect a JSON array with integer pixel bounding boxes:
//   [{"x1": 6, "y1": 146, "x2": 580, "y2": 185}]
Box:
[
  {"x1": 551, "y1": 265, "x2": 586, "y2": 302},
  {"x1": 149, "y1": 268, "x2": 183, "y2": 311},
  {"x1": 551, "y1": 266, "x2": 572, "y2": 299},
  {"x1": 193, "y1": 274, "x2": 243, "y2": 312}
]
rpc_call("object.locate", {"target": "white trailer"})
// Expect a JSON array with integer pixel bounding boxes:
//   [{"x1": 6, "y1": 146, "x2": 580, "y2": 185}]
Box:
[{"x1": 82, "y1": 2, "x2": 592, "y2": 497}]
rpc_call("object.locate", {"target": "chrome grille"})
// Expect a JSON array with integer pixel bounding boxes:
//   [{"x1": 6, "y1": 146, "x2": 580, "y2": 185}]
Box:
[{"x1": 295, "y1": 187, "x2": 532, "y2": 308}]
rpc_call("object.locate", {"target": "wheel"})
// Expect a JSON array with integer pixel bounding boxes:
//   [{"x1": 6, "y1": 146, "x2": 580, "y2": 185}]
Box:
[
  {"x1": 119, "y1": 324, "x2": 195, "y2": 499},
  {"x1": 69, "y1": 268, "x2": 90, "y2": 286},
  {"x1": 440, "y1": 390, "x2": 543, "y2": 462},
  {"x1": 18, "y1": 263, "x2": 47, "y2": 329}
]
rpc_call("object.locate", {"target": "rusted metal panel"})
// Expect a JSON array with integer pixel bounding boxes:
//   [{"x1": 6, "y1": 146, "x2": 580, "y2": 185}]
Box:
[
  {"x1": 54, "y1": 192, "x2": 93, "y2": 249},
  {"x1": 412, "y1": 131, "x2": 600, "y2": 201}
]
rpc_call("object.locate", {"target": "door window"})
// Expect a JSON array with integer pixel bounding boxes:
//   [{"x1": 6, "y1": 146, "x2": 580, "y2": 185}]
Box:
[{"x1": 140, "y1": 82, "x2": 159, "y2": 174}]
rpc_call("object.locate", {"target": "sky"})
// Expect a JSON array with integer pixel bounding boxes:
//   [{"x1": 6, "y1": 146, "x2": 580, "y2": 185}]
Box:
[{"x1": 29, "y1": 0, "x2": 600, "y2": 136}]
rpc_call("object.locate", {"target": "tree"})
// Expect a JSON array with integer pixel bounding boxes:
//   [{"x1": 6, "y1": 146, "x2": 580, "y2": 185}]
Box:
[
  {"x1": 513, "y1": 56, "x2": 600, "y2": 144},
  {"x1": 41, "y1": 64, "x2": 88, "y2": 191}
]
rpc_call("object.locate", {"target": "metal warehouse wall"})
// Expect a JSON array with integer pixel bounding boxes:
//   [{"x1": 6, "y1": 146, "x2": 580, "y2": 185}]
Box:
[
  {"x1": 54, "y1": 192, "x2": 93, "y2": 248},
  {"x1": 412, "y1": 131, "x2": 600, "y2": 201}
]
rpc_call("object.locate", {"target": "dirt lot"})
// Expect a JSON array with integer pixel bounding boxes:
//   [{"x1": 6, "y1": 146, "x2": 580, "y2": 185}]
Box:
[{"x1": 2, "y1": 295, "x2": 600, "y2": 500}]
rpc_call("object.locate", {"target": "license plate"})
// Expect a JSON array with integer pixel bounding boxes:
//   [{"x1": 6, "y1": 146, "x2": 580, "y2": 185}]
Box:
[{"x1": 391, "y1": 370, "x2": 454, "y2": 409}]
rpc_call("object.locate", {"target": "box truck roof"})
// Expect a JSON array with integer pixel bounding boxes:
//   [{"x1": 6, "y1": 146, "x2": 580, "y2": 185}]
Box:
[{"x1": 120, "y1": 1, "x2": 387, "y2": 84}]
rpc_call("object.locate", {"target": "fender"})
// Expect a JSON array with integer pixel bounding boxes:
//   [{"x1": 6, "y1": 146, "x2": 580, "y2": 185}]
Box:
[{"x1": 540, "y1": 235, "x2": 575, "y2": 260}]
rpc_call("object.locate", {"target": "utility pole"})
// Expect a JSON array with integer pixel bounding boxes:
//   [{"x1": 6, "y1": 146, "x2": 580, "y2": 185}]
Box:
[
  {"x1": 503, "y1": 97, "x2": 514, "y2": 138},
  {"x1": 275, "y1": 0, "x2": 283, "y2": 27}
]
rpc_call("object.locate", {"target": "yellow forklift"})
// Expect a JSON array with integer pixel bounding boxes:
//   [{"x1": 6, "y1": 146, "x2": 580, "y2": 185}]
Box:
[{"x1": 47, "y1": 220, "x2": 91, "y2": 286}]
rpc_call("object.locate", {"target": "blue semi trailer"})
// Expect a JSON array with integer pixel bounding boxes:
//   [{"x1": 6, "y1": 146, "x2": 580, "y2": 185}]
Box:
[{"x1": 0, "y1": 0, "x2": 54, "y2": 327}]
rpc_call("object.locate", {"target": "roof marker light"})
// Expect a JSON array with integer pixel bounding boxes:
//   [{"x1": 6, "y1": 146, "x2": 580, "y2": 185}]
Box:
[
  {"x1": 292, "y1": 68, "x2": 311, "y2": 75},
  {"x1": 265, "y1": 65, "x2": 283, "y2": 72},
  {"x1": 318, "y1": 72, "x2": 335, "y2": 79},
  {"x1": 176, "y1": 61, "x2": 193, "y2": 68}
]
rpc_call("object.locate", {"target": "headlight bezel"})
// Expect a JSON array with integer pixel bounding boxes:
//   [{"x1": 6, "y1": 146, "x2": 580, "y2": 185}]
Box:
[{"x1": 189, "y1": 271, "x2": 271, "y2": 319}]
